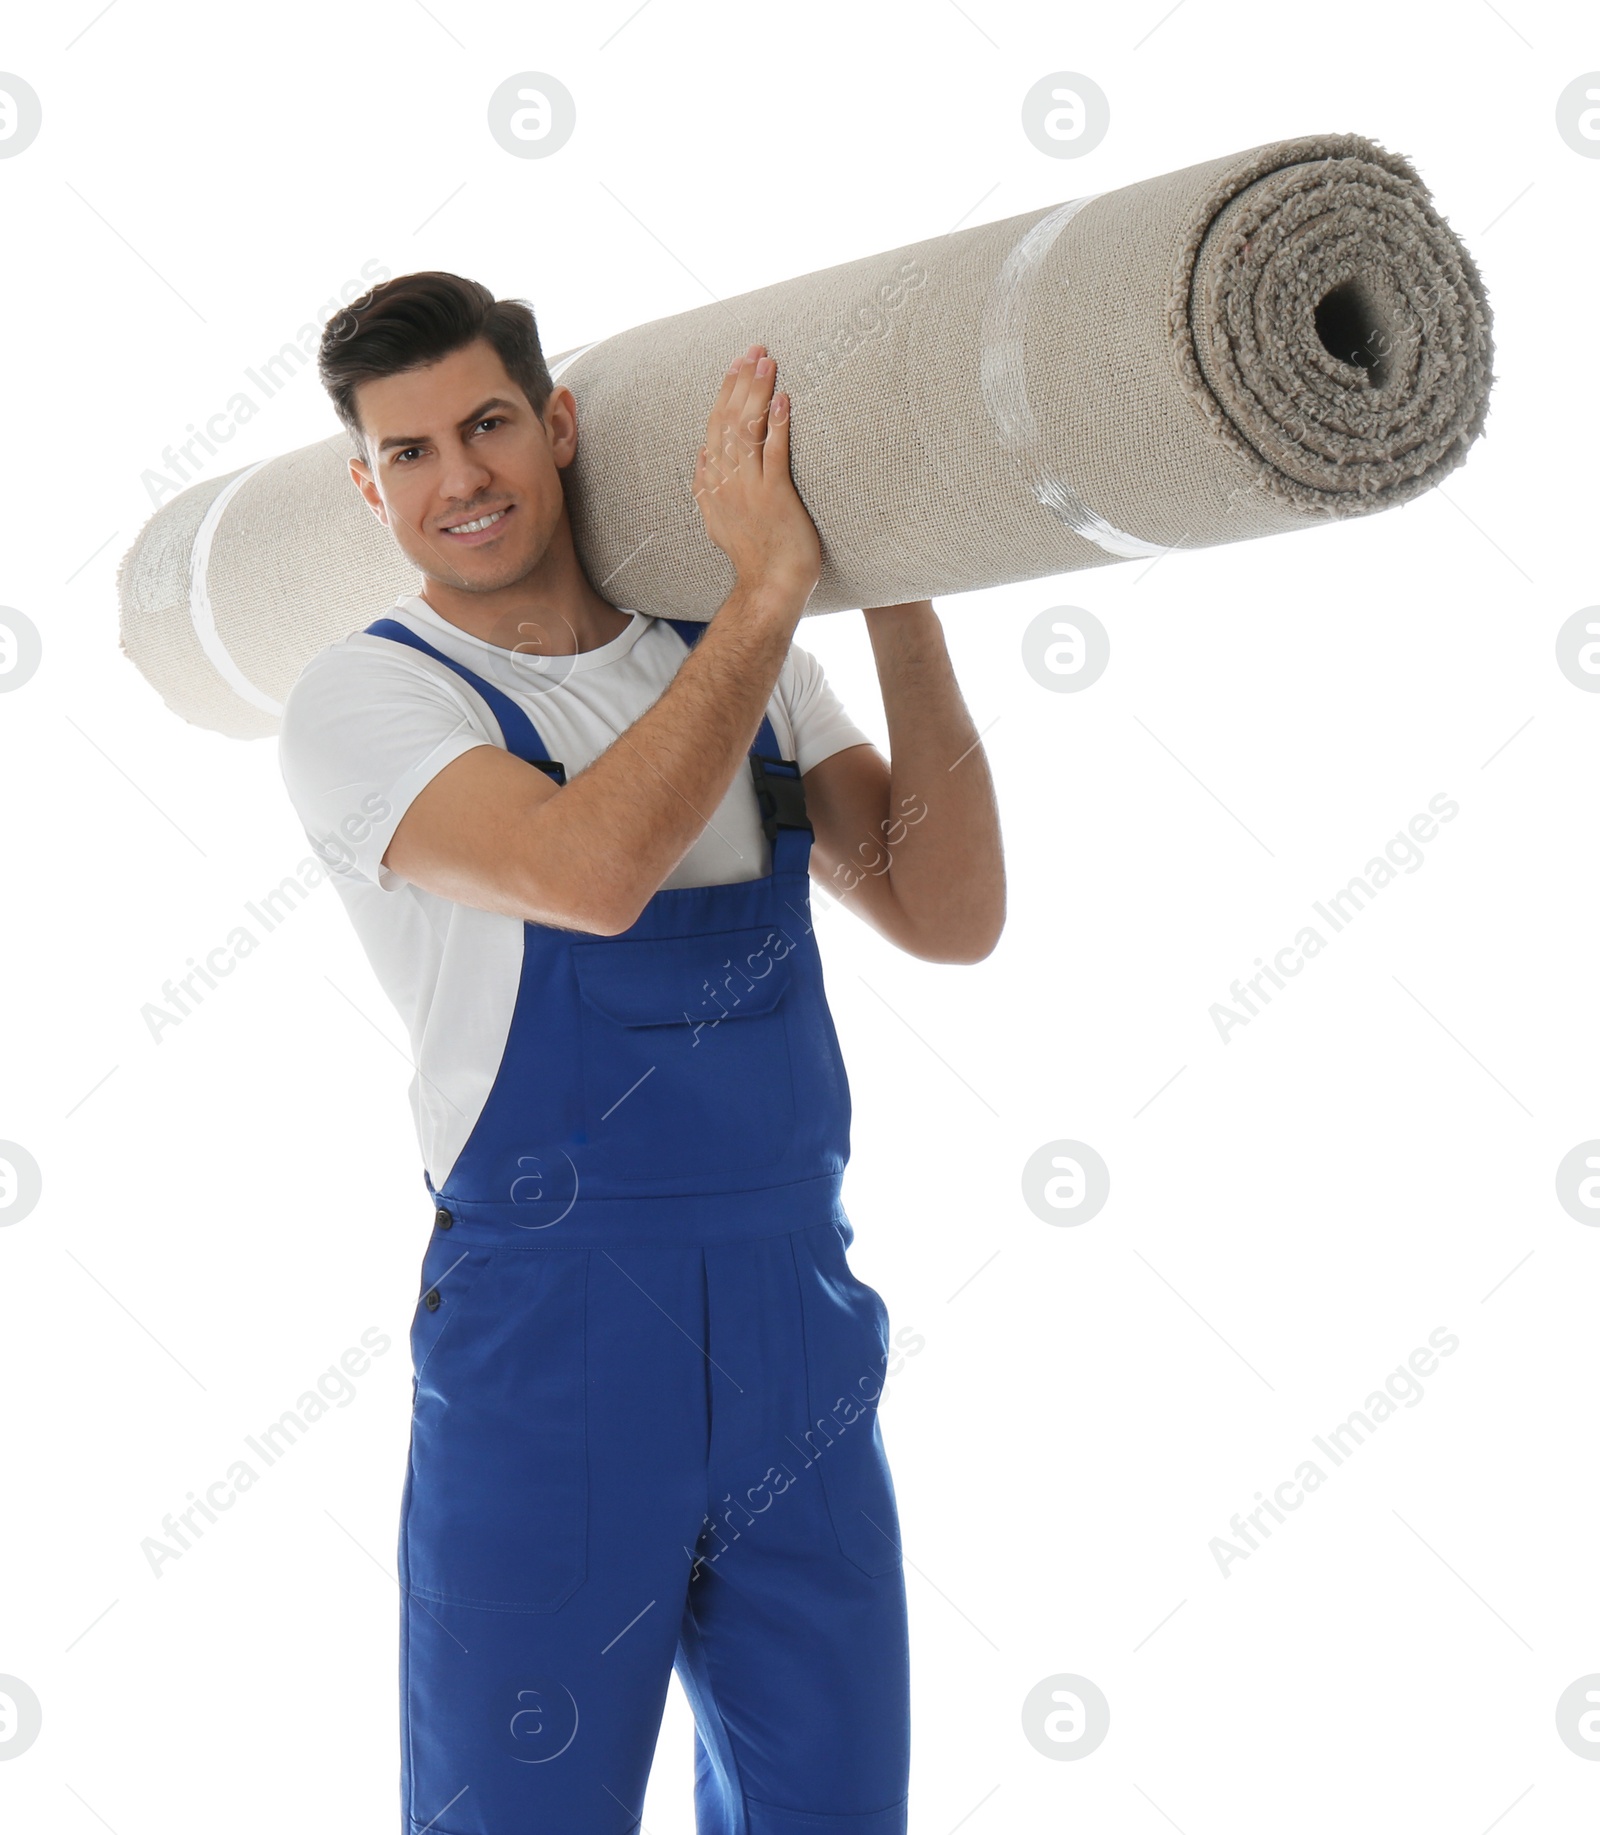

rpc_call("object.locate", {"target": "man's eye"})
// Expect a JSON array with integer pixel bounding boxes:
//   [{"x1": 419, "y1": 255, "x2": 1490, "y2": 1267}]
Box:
[{"x1": 476, "y1": 417, "x2": 504, "y2": 433}]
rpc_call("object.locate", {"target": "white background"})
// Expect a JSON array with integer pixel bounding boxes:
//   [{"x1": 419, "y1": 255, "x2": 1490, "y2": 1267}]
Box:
[{"x1": 1, "y1": 1, "x2": 1594, "y2": 1830}]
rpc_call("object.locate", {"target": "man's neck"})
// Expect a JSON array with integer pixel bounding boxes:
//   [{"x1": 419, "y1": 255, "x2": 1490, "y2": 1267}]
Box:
[{"x1": 417, "y1": 588, "x2": 632, "y2": 657}]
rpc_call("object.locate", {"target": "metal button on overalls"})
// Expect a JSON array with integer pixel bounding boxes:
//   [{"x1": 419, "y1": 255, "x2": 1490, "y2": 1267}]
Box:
[{"x1": 369, "y1": 617, "x2": 911, "y2": 1835}]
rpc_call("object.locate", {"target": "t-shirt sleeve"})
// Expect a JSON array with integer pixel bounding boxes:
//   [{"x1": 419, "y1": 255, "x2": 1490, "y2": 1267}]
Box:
[
  {"x1": 780, "y1": 639, "x2": 876, "y2": 776},
  {"x1": 276, "y1": 637, "x2": 499, "y2": 892}
]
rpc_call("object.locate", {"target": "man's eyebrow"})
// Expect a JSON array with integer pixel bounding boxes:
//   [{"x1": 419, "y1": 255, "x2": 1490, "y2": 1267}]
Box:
[{"x1": 376, "y1": 398, "x2": 522, "y2": 456}]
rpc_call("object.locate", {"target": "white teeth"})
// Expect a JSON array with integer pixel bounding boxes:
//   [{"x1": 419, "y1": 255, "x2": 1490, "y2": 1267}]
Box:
[{"x1": 447, "y1": 510, "x2": 504, "y2": 534}]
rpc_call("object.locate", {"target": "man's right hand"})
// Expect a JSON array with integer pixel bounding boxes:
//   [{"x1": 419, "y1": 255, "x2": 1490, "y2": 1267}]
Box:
[{"x1": 692, "y1": 344, "x2": 822, "y2": 603}]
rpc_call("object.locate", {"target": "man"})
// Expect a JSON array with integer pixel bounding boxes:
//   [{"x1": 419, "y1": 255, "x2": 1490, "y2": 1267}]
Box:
[{"x1": 278, "y1": 269, "x2": 1004, "y2": 1835}]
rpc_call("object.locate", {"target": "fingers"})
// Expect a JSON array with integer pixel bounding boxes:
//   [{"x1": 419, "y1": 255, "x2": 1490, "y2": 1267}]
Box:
[
  {"x1": 700, "y1": 350, "x2": 752, "y2": 486},
  {"x1": 695, "y1": 343, "x2": 793, "y2": 515},
  {"x1": 708, "y1": 343, "x2": 765, "y2": 433},
  {"x1": 709, "y1": 342, "x2": 760, "y2": 418},
  {"x1": 726, "y1": 348, "x2": 773, "y2": 463},
  {"x1": 762, "y1": 380, "x2": 790, "y2": 477},
  {"x1": 702, "y1": 344, "x2": 780, "y2": 490},
  {"x1": 742, "y1": 352, "x2": 776, "y2": 436}
]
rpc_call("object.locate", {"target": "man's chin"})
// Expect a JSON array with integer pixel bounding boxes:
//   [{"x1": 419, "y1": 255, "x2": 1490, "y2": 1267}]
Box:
[{"x1": 417, "y1": 550, "x2": 543, "y2": 595}]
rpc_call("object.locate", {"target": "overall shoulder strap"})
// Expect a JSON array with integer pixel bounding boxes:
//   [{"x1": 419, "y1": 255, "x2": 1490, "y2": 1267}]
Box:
[{"x1": 365, "y1": 617, "x2": 565, "y2": 781}]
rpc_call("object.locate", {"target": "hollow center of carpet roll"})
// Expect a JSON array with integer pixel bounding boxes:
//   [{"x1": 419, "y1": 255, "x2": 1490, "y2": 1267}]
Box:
[
  {"x1": 1185, "y1": 149, "x2": 1493, "y2": 515},
  {"x1": 1312, "y1": 279, "x2": 1392, "y2": 387}
]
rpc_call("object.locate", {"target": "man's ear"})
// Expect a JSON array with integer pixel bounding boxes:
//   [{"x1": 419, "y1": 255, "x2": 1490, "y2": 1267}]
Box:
[
  {"x1": 545, "y1": 385, "x2": 580, "y2": 469},
  {"x1": 349, "y1": 456, "x2": 387, "y2": 525}
]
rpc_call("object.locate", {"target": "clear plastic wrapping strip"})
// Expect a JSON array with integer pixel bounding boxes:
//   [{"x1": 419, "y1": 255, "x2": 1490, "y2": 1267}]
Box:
[{"x1": 979, "y1": 193, "x2": 1171, "y2": 561}]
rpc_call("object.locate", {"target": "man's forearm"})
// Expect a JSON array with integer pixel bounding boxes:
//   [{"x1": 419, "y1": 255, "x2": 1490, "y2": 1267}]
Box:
[
  {"x1": 546, "y1": 581, "x2": 808, "y2": 929},
  {"x1": 864, "y1": 602, "x2": 1005, "y2": 957}
]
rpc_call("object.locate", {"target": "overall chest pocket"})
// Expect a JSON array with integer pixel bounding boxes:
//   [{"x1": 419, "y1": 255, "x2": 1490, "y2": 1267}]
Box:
[{"x1": 571, "y1": 926, "x2": 797, "y2": 1184}]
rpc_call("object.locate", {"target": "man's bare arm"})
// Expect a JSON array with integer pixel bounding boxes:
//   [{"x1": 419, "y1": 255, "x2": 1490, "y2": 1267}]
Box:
[
  {"x1": 382, "y1": 346, "x2": 821, "y2": 933},
  {"x1": 803, "y1": 602, "x2": 1005, "y2": 964}
]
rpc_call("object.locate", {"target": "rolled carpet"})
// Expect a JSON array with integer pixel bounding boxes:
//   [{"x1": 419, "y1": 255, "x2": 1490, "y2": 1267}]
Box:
[{"x1": 117, "y1": 131, "x2": 1493, "y2": 739}]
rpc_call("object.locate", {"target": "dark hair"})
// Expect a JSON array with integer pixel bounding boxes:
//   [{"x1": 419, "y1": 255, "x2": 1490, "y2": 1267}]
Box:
[{"x1": 317, "y1": 270, "x2": 555, "y2": 466}]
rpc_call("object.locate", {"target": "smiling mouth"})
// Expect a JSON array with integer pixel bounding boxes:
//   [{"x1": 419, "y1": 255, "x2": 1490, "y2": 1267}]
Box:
[{"x1": 441, "y1": 507, "x2": 511, "y2": 536}]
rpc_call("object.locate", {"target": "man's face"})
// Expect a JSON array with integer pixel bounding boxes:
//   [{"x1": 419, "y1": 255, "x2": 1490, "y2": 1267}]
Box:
[{"x1": 347, "y1": 336, "x2": 573, "y2": 593}]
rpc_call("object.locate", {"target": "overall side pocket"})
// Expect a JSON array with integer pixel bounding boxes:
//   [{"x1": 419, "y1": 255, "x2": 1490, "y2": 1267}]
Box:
[
  {"x1": 404, "y1": 1246, "x2": 589, "y2": 1614},
  {"x1": 796, "y1": 1225, "x2": 905, "y2": 1578}
]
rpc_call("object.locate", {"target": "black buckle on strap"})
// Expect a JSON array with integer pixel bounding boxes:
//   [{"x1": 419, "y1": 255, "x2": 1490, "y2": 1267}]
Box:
[
  {"x1": 749, "y1": 752, "x2": 810, "y2": 843},
  {"x1": 529, "y1": 758, "x2": 567, "y2": 785}
]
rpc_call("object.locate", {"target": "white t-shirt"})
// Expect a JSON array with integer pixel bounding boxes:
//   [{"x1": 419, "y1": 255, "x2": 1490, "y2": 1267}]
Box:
[{"x1": 277, "y1": 592, "x2": 873, "y2": 1188}]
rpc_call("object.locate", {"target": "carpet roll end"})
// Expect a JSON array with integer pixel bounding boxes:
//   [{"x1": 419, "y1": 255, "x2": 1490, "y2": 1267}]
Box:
[{"x1": 1171, "y1": 132, "x2": 1495, "y2": 521}]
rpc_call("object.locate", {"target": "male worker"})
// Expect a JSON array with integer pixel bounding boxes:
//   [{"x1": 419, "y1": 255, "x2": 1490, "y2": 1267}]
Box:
[{"x1": 278, "y1": 269, "x2": 1004, "y2": 1835}]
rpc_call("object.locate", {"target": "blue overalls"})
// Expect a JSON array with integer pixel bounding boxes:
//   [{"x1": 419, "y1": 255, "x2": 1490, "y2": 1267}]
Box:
[{"x1": 363, "y1": 617, "x2": 911, "y2": 1835}]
